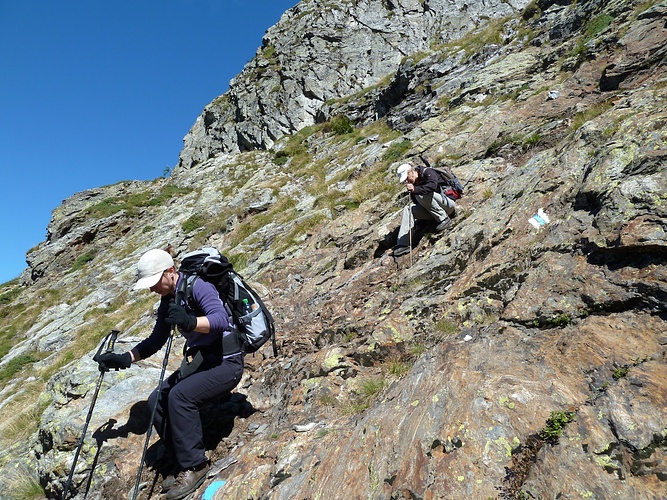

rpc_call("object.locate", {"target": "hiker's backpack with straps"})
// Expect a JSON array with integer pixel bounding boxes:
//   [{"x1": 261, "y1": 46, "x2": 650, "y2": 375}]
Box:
[
  {"x1": 431, "y1": 167, "x2": 463, "y2": 200},
  {"x1": 177, "y1": 247, "x2": 277, "y2": 356},
  {"x1": 419, "y1": 155, "x2": 464, "y2": 200}
]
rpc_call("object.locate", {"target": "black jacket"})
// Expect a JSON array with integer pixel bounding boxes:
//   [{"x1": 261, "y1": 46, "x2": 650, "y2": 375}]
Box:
[{"x1": 410, "y1": 165, "x2": 441, "y2": 202}]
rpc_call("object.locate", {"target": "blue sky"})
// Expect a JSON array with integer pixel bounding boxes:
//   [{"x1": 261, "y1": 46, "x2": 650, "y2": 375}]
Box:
[{"x1": 0, "y1": 0, "x2": 298, "y2": 284}]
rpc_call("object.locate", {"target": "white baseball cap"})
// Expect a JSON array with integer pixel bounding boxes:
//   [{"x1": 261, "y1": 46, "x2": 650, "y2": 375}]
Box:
[
  {"x1": 397, "y1": 163, "x2": 412, "y2": 183},
  {"x1": 133, "y1": 249, "x2": 174, "y2": 290}
]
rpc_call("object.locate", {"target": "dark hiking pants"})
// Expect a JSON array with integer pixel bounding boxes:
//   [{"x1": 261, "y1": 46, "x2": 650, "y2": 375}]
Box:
[{"x1": 147, "y1": 353, "x2": 244, "y2": 469}]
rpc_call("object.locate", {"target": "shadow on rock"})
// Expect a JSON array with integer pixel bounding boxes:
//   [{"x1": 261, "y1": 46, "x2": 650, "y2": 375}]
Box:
[{"x1": 91, "y1": 401, "x2": 152, "y2": 441}]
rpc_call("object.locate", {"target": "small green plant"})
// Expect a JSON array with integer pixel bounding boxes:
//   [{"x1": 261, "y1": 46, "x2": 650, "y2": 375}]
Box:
[
  {"x1": 482, "y1": 188, "x2": 493, "y2": 200},
  {"x1": 612, "y1": 366, "x2": 630, "y2": 380},
  {"x1": 522, "y1": 133, "x2": 541, "y2": 150},
  {"x1": 273, "y1": 150, "x2": 290, "y2": 166},
  {"x1": 540, "y1": 410, "x2": 575, "y2": 441},
  {"x1": 434, "y1": 317, "x2": 458, "y2": 337},
  {"x1": 181, "y1": 214, "x2": 207, "y2": 233},
  {"x1": 360, "y1": 378, "x2": 386, "y2": 397},
  {"x1": 326, "y1": 115, "x2": 354, "y2": 135},
  {"x1": 408, "y1": 343, "x2": 427, "y2": 357},
  {"x1": 387, "y1": 359, "x2": 412, "y2": 378}
]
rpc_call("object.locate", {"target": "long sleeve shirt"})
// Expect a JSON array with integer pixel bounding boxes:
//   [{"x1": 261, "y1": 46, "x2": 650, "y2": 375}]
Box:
[
  {"x1": 133, "y1": 274, "x2": 231, "y2": 360},
  {"x1": 410, "y1": 165, "x2": 441, "y2": 202}
]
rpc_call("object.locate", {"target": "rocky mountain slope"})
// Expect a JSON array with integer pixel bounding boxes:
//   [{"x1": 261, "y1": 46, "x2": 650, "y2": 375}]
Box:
[{"x1": 0, "y1": 0, "x2": 665, "y2": 498}]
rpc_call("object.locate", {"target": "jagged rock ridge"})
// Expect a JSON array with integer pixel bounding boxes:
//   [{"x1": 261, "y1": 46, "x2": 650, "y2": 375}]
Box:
[{"x1": 0, "y1": 0, "x2": 665, "y2": 499}]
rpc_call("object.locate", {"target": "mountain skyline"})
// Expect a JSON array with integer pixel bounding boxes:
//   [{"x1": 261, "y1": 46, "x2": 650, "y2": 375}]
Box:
[{"x1": 0, "y1": 0, "x2": 297, "y2": 284}]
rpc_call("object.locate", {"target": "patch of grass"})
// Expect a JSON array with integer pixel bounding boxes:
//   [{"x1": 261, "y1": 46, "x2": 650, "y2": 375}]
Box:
[
  {"x1": 382, "y1": 139, "x2": 412, "y2": 161},
  {"x1": 585, "y1": 14, "x2": 614, "y2": 40},
  {"x1": 0, "y1": 282, "x2": 22, "y2": 305},
  {"x1": 227, "y1": 253, "x2": 248, "y2": 272},
  {"x1": 325, "y1": 115, "x2": 354, "y2": 135},
  {"x1": 4, "y1": 466, "x2": 44, "y2": 499},
  {"x1": 570, "y1": 101, "x2": 615, "y2": 131},
  {"x1": 435, "y1": 16, "x2": 510, "y2": 57},
  {"x1": 359, "y1": 378, "x2": 386, "y2": 397},
  {"x1": 434, "y1": 317, "x2": 459, "y2": 337},
  {"x1": 277, "y1": 212, "x2": 330, "y2": 252},
  {"x1": 181, "y1": 214, "x2": 208, "y2": 233},
  {"x1": 408, "y1": 342, "x2": 427, "y2": 357},
  {"x1": 0, "y1": 352, "x2": 45, "y2": 383},
  {"x1": 386, "y1": 358, "x2": 412, "y2": 378},
  {"x1": 273, "y1": 150, "x2": 290, "y2": 166},
  {"x1": 85, "y1": 184, "x2": 193, "y2": 218},
  {"x1": 482, "y1": 188, "x2": 493, "y2": 200},
  {"x1": 69, "y1": 250, "x2": 97, "y2": 273}
]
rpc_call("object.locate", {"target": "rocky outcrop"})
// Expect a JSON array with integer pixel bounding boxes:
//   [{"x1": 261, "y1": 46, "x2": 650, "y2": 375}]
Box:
[
  {"x1": 0, "y1": 0, "x2": 665, "y2": 499},
  {"x1": 177, "y1": 0, "x2": 529, "y2": 169}
]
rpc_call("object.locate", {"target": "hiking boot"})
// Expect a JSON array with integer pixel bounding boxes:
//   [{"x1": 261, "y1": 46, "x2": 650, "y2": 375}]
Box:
[
  {"x1": 392, "y1": 246, "x2": 410, "y2": 257},
  {"x1": 435, "y1": 219, "x2": 451, "y2": 232},
  {"x1": 165, "y1": 461, "x2": 210, "y2": 500},
  {"x1": 162, "y1": 473, "x2": 176, "y2": 493}
]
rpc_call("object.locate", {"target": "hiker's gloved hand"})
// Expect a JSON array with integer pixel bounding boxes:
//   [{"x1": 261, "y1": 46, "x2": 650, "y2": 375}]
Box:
[
  {"x1": 166, "y1": 303, "x2": 197, "y2": 333},
  {"x1": 96, "y1": 352, "x2": 131, "y2": 372}
]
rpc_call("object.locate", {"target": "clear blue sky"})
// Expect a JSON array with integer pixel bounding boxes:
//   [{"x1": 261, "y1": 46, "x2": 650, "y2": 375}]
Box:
[{"x1": 0, "y1": 0, "x2": 298, "y2": 285}]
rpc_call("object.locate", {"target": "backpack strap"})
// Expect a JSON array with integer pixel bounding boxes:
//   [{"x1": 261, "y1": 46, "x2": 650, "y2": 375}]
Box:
[{"x1": 176, "y1": 273, "x2": 198, "y2": 309}]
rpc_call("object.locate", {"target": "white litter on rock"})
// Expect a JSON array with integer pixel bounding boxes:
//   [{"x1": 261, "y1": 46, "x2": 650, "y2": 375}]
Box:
[{"x1": 528, "y1": 208, "x2": 551, "y2": 229}]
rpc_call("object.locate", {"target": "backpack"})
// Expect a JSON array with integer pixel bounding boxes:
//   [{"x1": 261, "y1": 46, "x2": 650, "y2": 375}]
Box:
[
  {"x1": 431, "y1": 167, "x2": 464, "y2": 200},
  {"x1": 176, "y1": 247, "x2": 277, "y2": 356},
  {"x1": 417, "y1": 155, "x2": 463, "y2": 200}
]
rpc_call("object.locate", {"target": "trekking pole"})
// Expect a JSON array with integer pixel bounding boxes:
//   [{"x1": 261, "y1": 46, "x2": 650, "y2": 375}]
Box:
[
  {"x1": 463, "y1": 162, "x2": 484, "y2": 189},
  {"x1": 63, "y1": 330, "x2": 119, "y2": 500},
  {"x1": 131, "y1": 325, "x2": 176, "y2": 500},
  {"x1": 409, "y1": 211, "x2": 414, "y2": 268}
]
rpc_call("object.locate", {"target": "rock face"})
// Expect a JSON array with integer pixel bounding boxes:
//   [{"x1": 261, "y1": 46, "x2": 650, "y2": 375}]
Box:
[
  {"x1": 177, "y1": 0, "x2": 528, "y2": 168},
  {"x1": 0, "y1": 0, "x2": 665, "y2": 499}
]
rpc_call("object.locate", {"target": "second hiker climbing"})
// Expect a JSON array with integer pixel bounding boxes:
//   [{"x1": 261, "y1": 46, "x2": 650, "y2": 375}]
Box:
[{"x1": 392, "y1": 162, "x2": 455, "y2": 257}]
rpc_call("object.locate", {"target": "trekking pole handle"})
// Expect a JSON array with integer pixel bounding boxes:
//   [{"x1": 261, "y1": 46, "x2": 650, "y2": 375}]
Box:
[
  {"x1": 105, "y1": 330, "x2": 119, "y2": 353},
  {"x1": 93, "y1": 330, "x2": 120, "y2": 363}
]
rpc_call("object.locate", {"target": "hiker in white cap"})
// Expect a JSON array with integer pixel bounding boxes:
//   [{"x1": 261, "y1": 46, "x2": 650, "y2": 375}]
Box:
[
  {"x1": 96, "y1": 248, "x2": 243, "y2": 499},
  {"x1": 393, "y1": 162, "x2": 455, "y2": 257}
]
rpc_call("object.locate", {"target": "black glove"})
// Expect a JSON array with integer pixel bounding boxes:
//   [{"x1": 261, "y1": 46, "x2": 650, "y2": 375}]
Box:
[
  {"x1": 166, "y1": 303, "x2": 197, "y2": 332},
  {"x1": 96, "y1": 352, "x2": 132, "y2": 372}
]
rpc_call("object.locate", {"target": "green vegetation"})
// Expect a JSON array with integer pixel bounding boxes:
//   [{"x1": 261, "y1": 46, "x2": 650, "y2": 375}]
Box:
[
  {"x1": 382, "y1": 139, "x2": 412, "y2": 161},
  {"x1": 0, "y1": 280, "x2": 22, "y2": 305},
  {"x1": 434, "y1": 317, "x2": 459, "y2": 337},
  {"x1": 0, "y1": 352, "x2": 44, "y2": 383},
  {"x1": 434, "y1": 16, "x2": 510, "y2": 58},
  {"x1": 85, "y1": 184, "x2": 193, "y2": 218},
  {"x1": 341, "y1": 377, "x2": 387, "y2": 415},
  {"x1": 181, "y1": 214, "x2": 208, "y2": 233},
  {"x1": 325, "y1": 115, "x2": 354, "y2": 135},
  {"x1": 612, "y1": 366, "x2": 629, "y2": 380},
  {"x1": 571, "y1": 14, "x2": 615, "y2": 57},
  {"x1": 539, "y1": 410, "x2": 575, "y2": 441},
  {"x1": 4, "y1": 468, "x2": 44, "y2": 499},
  {"x1": 570, "y1": 101, "x2": 615, "y2": 131},
  {"x1": 386, "y1": 358, "x2": 412, "y2": 378},
  {"x1": 69, "y1": 250, "x2": 96, "y2": 272}
]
